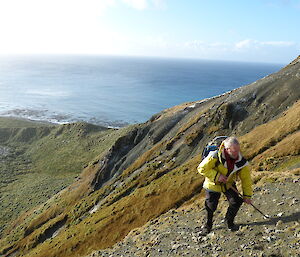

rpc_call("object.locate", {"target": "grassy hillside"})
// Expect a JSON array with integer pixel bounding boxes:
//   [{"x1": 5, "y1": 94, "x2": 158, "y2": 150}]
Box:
[
  {"x1": 88, "y1": 173, "x2": 300, "y2": 257},
  {"x1": 0, "y1": 117, "x2": 52, "y2": 128},
  {"x1": 0, "y1": 118, "x2": 136, "y2": 237},
  {"x1": 2, "y1": 100, "x2": 299, "y2": 257},
  {"x1": 0, "y1": 56, "x2": 299, "y2": 257},
  {"x1": 87, "y1": 101, "x2": 300, "y2": 256}
]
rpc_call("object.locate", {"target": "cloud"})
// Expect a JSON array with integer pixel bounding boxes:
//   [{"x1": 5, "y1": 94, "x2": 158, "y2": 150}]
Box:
[
  {"x1": 184, "y1": 40, "x2": 206, "y2": 50},
  {"x1": 235, "y1": 39, "x2": 256, "y2": 49},
  {"x1": 179, "y1": 38, "x2": 299, "y2": 63},
  {"x1": 0, "y1": 0, "x2": 167, "y2": 55},
  {"x1": 0, "y1": 0, "x2": 122, "y2": 54},
  {"x1": 120, "y1": 0, "x2": 166, "y2": 10},
  {"x1": 183, "y1": 40, "x2": 231, "y2": 52},
  {"x1": 121, "y1": 0, "x2": 148, "y2": 10},
  {"x1": 151, "y1": 0, "x2": 167, "y2": 9},
  {"x1": 145, "y1": 36, "x2": 169, "y2": 47},
  {"x1": 235, "y1": 39, "x2": 296, "y2": 50},
  {"x1": 260, "y1": 41, "x2": 296, "y2": 46}
]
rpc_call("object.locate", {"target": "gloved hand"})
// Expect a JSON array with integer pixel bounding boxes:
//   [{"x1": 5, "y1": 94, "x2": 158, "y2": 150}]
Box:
[
  {"x1": 243, "y1": 198, "x2": 252, "y2": 205},
  {"x1": 218, "y1": 174, "x2": 228, "y2": 183}
]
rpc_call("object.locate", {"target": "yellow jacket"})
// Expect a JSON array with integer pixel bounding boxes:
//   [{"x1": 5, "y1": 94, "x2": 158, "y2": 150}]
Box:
[{"x1": 197, "y1": 143, "x2": 253, "y2": 198}]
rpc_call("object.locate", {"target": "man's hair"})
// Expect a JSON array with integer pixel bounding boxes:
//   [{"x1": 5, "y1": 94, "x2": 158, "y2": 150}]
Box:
[{"x1": 223, "y1": 137, "x2": 240, "y2": 148}]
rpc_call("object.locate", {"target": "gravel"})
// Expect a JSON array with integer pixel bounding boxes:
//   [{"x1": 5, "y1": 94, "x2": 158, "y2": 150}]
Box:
[{"x1": 87, "y1": 181, "x2": 300, "y2": 257}]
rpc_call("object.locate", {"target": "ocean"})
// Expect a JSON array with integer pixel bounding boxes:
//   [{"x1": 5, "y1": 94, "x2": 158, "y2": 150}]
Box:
[{"x1": 0, "y1": 55, "x2": 282, "y2": 127}]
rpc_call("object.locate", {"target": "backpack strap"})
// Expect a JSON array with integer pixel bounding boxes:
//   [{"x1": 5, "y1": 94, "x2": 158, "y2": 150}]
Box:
[{"x1": 209, "y1": 150, "x2": 220, "y2": 167}]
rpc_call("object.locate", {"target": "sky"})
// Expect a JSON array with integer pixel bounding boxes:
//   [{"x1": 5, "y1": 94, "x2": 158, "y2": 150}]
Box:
[{"x1": 0, "y1": 0, "x2": 299, "y2": 63}]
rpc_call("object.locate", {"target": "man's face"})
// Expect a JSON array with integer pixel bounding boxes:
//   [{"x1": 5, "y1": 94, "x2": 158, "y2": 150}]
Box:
[{"x1": 225, "y1": 144, "x2": 240, "y2": 159}]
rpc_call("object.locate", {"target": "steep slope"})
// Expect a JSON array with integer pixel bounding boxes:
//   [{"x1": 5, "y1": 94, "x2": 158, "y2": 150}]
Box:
[
  {"x1": 0, "y1": 56, "x2": 299, "y2": 257},
  {"x1": 0, "y1": 119, "x2": 135, "y2": 236},
  {"x1": 88, "y1": 178, "x2": 300, "y2": 257},
  {"x1": 89, "y1": 99, "x2": 300, "y2": 257}
]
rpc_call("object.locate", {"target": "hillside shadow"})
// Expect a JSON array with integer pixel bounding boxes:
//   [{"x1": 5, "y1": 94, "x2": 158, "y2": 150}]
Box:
[{"x1": 240, "y1": 211, "x2": 300, "y2": 227}]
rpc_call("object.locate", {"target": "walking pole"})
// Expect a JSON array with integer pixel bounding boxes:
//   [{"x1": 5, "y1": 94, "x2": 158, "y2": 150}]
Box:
[{"x1": 230, "y1": 186, "x2": 270, "y2": 219}]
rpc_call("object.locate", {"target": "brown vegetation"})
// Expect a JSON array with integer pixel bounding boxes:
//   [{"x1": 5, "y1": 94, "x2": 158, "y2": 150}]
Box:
[{"x1": 0, "y1": 57, "x2": 299, "y2": 257}]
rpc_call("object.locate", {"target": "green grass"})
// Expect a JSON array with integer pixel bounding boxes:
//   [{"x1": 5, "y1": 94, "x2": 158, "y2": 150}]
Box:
[
  {"x1": 7, "y1": 156, "x2": 203, "y2": 257},
  {"x1": 0, "y1": 117, "x2": 52, "y2": 128},
  {"x1": 1, "y1": 98, "x2": 299, "y2": 257},
  {"x1": 272, "y1": 156, "x2": 300, "y2": 172},
  {"x1": 0, "y1": 118, "x2": 136, "y2": 238}
]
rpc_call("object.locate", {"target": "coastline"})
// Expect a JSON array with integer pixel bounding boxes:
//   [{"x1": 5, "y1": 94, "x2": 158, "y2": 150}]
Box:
[
  {"x1": 0, "y1": 115, "x2": 57, "y2": 128},
  {"x1": 0, "y1": 115, "x2": 128, "y2": 130},
  {"x1": 0, "y1": 55, "x2": 281, "y2": 131}
]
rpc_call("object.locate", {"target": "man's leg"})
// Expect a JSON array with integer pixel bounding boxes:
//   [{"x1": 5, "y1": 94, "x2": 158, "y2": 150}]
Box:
[
  {"x1": 224, "y1": 186, "x2": 244, "y2": 231},
  {"x1": 203, "y1": 190, "x2": 221, "y2": 234}
]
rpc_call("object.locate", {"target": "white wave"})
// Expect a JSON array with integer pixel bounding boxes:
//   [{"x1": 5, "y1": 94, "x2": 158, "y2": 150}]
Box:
[
  {"x1": 0, "y1": 108, "x2": 73, "y2": 125},
  {"x1": 25, "y1": 89, "x2": 70, "y2": 97}
]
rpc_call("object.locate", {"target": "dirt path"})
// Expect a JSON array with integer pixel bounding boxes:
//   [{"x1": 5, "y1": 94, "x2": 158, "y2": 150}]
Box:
[{"x1": 88, "y1": 179, "x2": 300, "y2": 257}]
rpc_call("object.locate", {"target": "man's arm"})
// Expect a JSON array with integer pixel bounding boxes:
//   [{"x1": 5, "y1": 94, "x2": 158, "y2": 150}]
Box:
[
  {"x1": 239, "y1": 165, "x2": 253, "y2": 203},
  {"x1": 197, "y1": 156, "x2": 221, "y2": 183}
]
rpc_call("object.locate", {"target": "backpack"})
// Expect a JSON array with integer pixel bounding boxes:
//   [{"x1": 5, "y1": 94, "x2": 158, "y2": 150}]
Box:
[{"x1": 201, "y1": 136, "x2": 228, "y2": 160}]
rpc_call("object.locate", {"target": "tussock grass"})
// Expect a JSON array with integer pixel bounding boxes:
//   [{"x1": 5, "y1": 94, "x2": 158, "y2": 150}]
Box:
[
  {"x1": 1, "y1": 92, "x2": 300, "y2": 257},
  {"x1": 0, "y1": 119, "x2": 133, "y2": 250},
  {"x1": 240, "y1": 100, "x2": 300, "y2": 159},
  {"x1": 18, "y1": 157, "x2": 203, "y2": 257},
  {"x1": 122, "y1": 141, "x2": 165, "y2": 176},
  {"x1": 0, "y1": 117, "x2": 52, "y2": 128}
]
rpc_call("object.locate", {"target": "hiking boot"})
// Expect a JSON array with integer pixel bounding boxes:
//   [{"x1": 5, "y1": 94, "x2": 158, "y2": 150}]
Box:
[
  {"x1": 199, "y1": 224, "x2": 212, "y2": 236},
  {"x1": 224, "y1": 218, "x2": 239, "y2": 231},
  {"x1": 227, "y1": 223, "x2": 240, "y2": 232}
]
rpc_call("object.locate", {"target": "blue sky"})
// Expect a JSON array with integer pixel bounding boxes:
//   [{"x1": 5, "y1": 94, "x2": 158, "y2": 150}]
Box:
[{"x1": 0, "y1": 0, "x2": 299, "y2": 63}]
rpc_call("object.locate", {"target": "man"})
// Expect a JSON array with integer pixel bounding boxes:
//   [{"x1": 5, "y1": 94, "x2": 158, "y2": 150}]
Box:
[{"x1": 197, "y1": 137, "x2": 253, "y2": 234}]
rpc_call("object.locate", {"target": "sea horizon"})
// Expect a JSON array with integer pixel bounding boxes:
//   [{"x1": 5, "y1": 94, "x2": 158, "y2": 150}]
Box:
[
  {"x1": 0, "y1": 54, "x2": 283, "y2": 127},
  {"x1": 0, "y1": 53, "x2": 287, "y2": 66}
]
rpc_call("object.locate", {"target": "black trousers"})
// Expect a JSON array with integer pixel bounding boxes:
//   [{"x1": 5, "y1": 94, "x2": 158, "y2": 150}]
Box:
[{"x1": 204, "y1": 185, "x2": 243, "y2": 227}]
